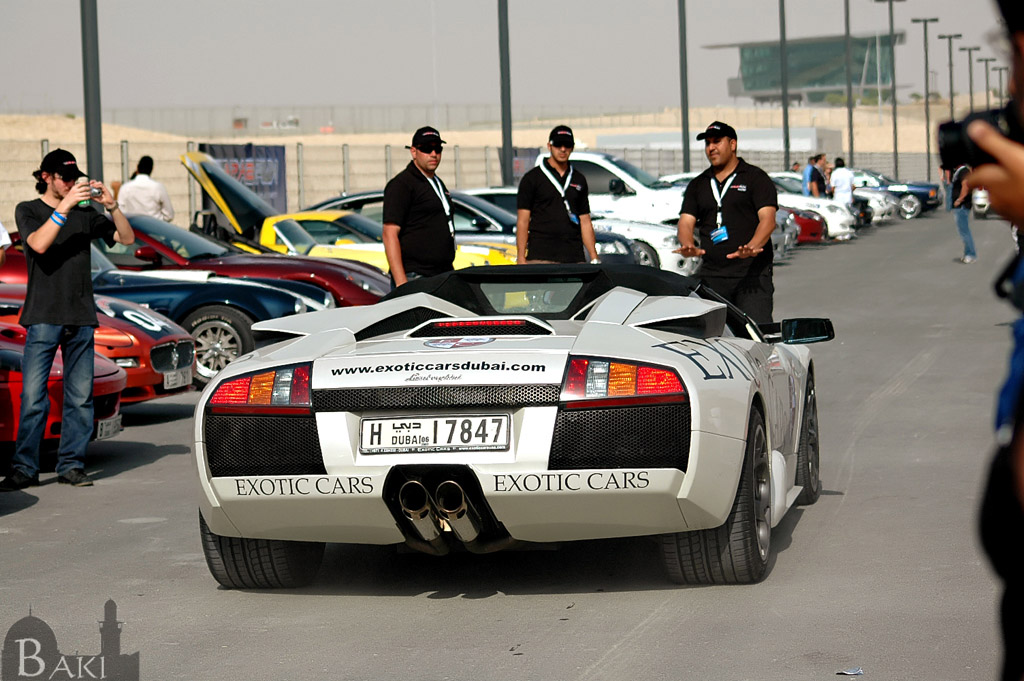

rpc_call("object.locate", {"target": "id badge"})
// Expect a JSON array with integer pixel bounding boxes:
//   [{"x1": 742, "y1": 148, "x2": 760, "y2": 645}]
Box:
[
  {"x1": 569, "y1": 213, "x2": 580, "y2": 225},
  {"x1": 710, "y1": 224, "x2": 729, "y2": 244}
]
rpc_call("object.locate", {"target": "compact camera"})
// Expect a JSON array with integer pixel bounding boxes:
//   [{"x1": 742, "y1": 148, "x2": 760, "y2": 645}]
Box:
[{"x1": 938, "y1": 103, "x2": 1024, "y2": 168}]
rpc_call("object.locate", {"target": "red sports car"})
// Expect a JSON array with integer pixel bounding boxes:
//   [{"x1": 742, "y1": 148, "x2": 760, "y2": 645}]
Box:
[
  {"x1": 0, "y1": 286, "x2": 195, "y2": 405},
  {"x1": 779, "y1": 207, "x2": 826, "y2": 244},
  {"x1": 0, "y1": 321, "x2": 126, "y2": 445},
  {"x1": 94, "y1": 215, "x2": 388, "y2": 306}
]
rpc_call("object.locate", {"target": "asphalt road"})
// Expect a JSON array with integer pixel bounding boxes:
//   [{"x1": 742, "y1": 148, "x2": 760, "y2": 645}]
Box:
[{"x1": 0, "y1": 208, "x2": 1013, "y2": 681}]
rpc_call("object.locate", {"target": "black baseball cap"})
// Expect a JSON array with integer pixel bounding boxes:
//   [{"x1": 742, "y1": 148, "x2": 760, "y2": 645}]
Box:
[
  {"x1": 549, "y1": 125, "x2": 575, "y2": 147},
  {"x1": 407, "y1": 126, "x2": 447, "y2": 148},
  {"x1": 696, "y1": 121, "x2": 738, "y2": 141},
  {"x1": 39, "y1": 148, "x2": 85, "y2": 180}
]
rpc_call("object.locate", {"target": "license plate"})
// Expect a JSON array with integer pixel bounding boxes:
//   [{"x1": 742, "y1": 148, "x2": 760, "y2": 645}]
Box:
[
  {"x1": 359, "y1": 414, "x2": 511, "y2": 454},
  {"x1": 95, "y1": 414, "x2": 122, "y2": 441},
  {"x1": 163, "y1": 366, "x2": 192, "y2": 389}
]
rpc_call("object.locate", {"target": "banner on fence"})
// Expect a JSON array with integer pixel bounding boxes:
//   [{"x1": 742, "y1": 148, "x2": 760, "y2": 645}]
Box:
[{"x1": 198, "y1": 143, "x2": 288, "y2": 214}]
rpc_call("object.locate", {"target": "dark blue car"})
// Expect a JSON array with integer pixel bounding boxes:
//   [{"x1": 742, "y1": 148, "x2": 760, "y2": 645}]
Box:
[
  {"x1": 89, "y1": 246, "x2": 330, "y2": 382},
  {"x1": 851, "y1": 168, "x2": 942, "y2": 219}
]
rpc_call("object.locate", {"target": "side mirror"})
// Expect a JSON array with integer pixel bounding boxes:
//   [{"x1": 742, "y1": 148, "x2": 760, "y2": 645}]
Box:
[
  {"x1": 779, "y1": 318, "x2": 835, "y2": 344},
  {"x1": 471, "y1": 217, "x2": 491, "y2": 232},
  {"x1": 133, "y1": 245, "x2": 160, "y2": 263},
  {"x1": 609, "y1": 179, "x2": 629, "y2": 196}
]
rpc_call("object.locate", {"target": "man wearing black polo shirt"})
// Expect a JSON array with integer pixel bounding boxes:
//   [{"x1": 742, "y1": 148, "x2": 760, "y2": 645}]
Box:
[
  {"x1": 675, "y1": 121, "x2": 778, "y2": 324},
  {"x1": 516, "y1": 125, "x2": 599, "y2": 264},
  {"x1": 382, "y1": 126, "x2": 456, "y2": 287}
]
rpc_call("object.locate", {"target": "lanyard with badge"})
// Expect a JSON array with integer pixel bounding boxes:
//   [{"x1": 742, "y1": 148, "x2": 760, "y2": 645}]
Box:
[
  {"x1": 424, "y1": 174, "x2": 455, "y2": 236},
  {"x1": 540, "y1": 162, "x2": 580, "y2": 225},
  {"x1": 709, "y1": 173, "x2": 736, "y2": 244}
]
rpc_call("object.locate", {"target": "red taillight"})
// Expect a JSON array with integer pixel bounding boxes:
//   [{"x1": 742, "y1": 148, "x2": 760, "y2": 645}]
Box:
[
  {"x1": 432, "y1": 319, "x2": 526, "y2": 328},
  {"x1": 208, "y1": 363, "x2": 312, "y2": 414},
  {"x1": 561, "y1": 357, "x2": 686, "y2": 409}
]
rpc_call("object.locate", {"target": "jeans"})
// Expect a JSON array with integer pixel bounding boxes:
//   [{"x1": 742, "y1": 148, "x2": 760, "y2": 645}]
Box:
[
  {"x1": 12, "y1": 325, "x2": 95, "y2": 477},
  {"x1": 954, "y1": 207, "x2": 977, "y2": 258}
]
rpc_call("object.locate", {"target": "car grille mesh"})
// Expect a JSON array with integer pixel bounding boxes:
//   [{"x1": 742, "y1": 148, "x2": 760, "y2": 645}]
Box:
[
  {"x1": 548, "y1": 403, "x2": 691, "y2": 472},
  {"x1": 205, "y1": 415, "x2": 326, "y2": 477},
  {"x1": 150, "y1": 340, "x2": 195, "y2": 373},
  {"x1": 313, "y1": 385, "x2": 560, "y2": 412},
  {"x1": 355, "y1": 307, "x2": 451, "y2": 341}
]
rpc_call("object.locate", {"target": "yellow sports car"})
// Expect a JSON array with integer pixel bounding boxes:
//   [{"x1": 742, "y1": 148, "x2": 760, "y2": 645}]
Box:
[{"x1": 181, "y1": 152, "x2": 512, "y2": 270}]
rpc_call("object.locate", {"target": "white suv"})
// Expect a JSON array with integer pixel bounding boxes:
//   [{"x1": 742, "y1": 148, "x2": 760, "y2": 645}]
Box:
[{"x1": 534, "y1": 151, "x2": 684, "y2": 225}]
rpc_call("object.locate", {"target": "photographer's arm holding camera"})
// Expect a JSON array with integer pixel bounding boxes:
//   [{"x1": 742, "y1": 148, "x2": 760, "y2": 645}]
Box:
[{"x1": 26, "y1": 179, "x2": 133, "y2": 255}]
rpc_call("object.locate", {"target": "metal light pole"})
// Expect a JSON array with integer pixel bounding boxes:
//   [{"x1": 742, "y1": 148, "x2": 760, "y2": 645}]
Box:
[
  {"x1": 677, "y1": 0, "x2": 691, "y2": 172},
  {"x1": 911, "y1": 18, "x2": 938, "y2": 182},
  {"x1": 844, "y1": 0, "x2": 855, "y2": 165},
  {"x1": 779, "y1": 0, "x2": 791, "y2": 169},
  {"x1": 497, "y1": 0, "x2": 513, "y2": 186},
  {"x1": 978, "y1": 57, "x2": 996, "y2": 110},
  {"x1": 80, "y1": 0, "x2": 103, "y2": 182},
  {"x1": 960, "y1": 45, "x2": 980, "y2": 112},
  {"x1": 874, "y1": 0, "x2": 904, "y2": 179},
  {"x1": 938, "y1": 33, "x2": 962, "y2": 119},
  {"x1": 995, "y1": 65, "x2": 1009, "y2": 105}
]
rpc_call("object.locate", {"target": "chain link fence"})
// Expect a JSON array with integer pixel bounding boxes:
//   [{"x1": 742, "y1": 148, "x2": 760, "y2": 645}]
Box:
[{"x1": 1, "y1": 138, "x2": 938, "y2": 234}]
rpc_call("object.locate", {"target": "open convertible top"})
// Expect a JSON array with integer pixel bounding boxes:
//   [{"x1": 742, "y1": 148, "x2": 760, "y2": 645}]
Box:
[{"x1": 381, "y1": 264, "x2": 701, "y2": 320}]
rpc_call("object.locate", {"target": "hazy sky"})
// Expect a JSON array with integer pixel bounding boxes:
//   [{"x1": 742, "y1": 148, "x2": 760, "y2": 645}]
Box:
[{"x1": 0, "y1": 0, "x2": 1007, "y2": 115}]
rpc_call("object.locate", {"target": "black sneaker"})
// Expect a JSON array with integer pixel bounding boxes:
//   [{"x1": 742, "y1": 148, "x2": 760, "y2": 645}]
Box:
[
  {"x1": 0, "y1": 471, "x2": 40, "y2": 492},
  {"x1": 57, "y1": 469, "x2": 94, "y2": 487}
]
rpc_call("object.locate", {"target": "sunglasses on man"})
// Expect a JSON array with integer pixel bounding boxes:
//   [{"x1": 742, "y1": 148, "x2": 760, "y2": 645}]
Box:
[{"x1": 416, "y1": 144, "x2": 444, "y2": 154}]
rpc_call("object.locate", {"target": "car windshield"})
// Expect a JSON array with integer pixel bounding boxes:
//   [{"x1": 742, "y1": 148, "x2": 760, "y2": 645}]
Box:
[
  {"x1": 130, "y1": 215, "x2": 231, "y2": 259},
  {"x1": 607, "y1": 156, "x2": 672, "y2": 189},
  {"x1": 480, "y1": 280, "x2": 585, "y2": 314},
  {"x1": 198, "y1": 157, "x2": 277, "y2": 237},
  {"x1": 452, "y1": 193, "x2": 516, "y2": 229},
  {"x1": 300, "y1": 216, "x2": 379, "y2": 244},
  {"x1": 773, "y1": 177, "x2": 804, "y2": 194},
  {"x1": 273, "y1": 219, "x2": 320, "y2": 255},
  {"x1": 336, "y1": 213, "x2": 384, "y2": 240},
  {"x1": 860, "y1": 169, "x2": 898, "y2": 184},
  {"x1": 90, "y1": 244, "x2": 118, "y2": 276}
]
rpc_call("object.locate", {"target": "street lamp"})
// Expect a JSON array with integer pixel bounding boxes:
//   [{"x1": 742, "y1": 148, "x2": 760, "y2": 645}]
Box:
[
  {"x1": 780, "y1": 0, "x2": 791, "y2": 169},
  {"x1": 911, "y1": 18, "x2": 939, "y2": 182},
  {"x1": 844, "y1": 0, "x2": 855, "y2": 165},
  {"x1": 978, "y1": 57, "x2": 996, "y2": 110},
  {"x1": 873, "y1": 0, "x2": 905, "y2": 179},
  {"x1": 677, "y1": 0, "x2": 690, "y2": 172},
  {"x1": 960, "y1": 45, "x2": 980, "y2": 112},
  {"x1": 938, "y1": 33, "x2": 962, "y2": 120},
  {"x1": 995, "y1": 65, "x2": 1009, "y2": 105}
]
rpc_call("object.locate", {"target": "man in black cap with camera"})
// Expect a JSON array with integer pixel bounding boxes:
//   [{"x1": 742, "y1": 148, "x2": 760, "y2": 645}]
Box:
[
  {"x1": 675, "y1": 121, "x2": 778, "y2": 324},
  {"x1": 0, "y1": 149, "x2": 134, "y2": 491},
  {"x1": 382, "y1": 126, "x2": 456, "y2": 288},
  {"x1": 516, "y1": 125, "x2": 599, "y2": 264}
]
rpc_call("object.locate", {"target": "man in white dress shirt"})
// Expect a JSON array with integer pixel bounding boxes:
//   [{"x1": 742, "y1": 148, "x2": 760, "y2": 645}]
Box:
[{"x1": 117, "y1": 156, "x2": 174, "y2": 222}]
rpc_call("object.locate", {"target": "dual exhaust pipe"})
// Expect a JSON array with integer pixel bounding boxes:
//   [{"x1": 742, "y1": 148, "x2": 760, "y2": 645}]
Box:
[{"x1": 398, "y1": 479, "x2": 482, "y2": 553}]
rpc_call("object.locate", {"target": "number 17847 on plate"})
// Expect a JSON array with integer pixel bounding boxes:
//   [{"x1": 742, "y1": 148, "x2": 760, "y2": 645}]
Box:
[{"x1": 359, "y1": 414, "x2": 511, "y2": 454}]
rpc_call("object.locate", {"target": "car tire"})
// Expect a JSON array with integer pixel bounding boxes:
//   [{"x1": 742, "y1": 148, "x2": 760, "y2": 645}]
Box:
[
  {"x1": 660, "y1": 409, "x2": 771, "y2": 584},
  {"x1": 199, "y1": 512, "x2": 325, "y2": 589},
  {"x1": 632, "y1": 241, "x2": 661, "y2": 268},
  {"x1": 183, "y1": 306, "x2": 255, "y2": 384},
  {"x1": 795, "y1": 374, "x2": 821, "y2": 506},
  {"x1": 898, "y1": 194, "x2": 922, "y2": 220}
]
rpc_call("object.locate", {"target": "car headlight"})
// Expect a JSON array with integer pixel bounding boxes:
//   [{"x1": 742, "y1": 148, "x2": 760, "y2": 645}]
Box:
[
  {"x1": 662, "y1": 234, "x2": 680, "y2": 247},
  {"x1": 597, "y1": 240, "x2": 629, "y2": 255},
  {"x1": 114, "y1": 357, "x2": 140, "y2": 368}
]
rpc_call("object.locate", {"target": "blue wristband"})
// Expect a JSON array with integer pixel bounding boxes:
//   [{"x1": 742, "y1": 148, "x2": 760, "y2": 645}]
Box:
[{"x1": 50, "y1": 212, "x2": 66, "y2": 226}]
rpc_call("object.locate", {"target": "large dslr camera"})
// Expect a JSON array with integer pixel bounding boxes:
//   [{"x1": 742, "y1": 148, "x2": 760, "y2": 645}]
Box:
[{"x1": 939, "y1": 103, "x2": 1024, "y2": 168}]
